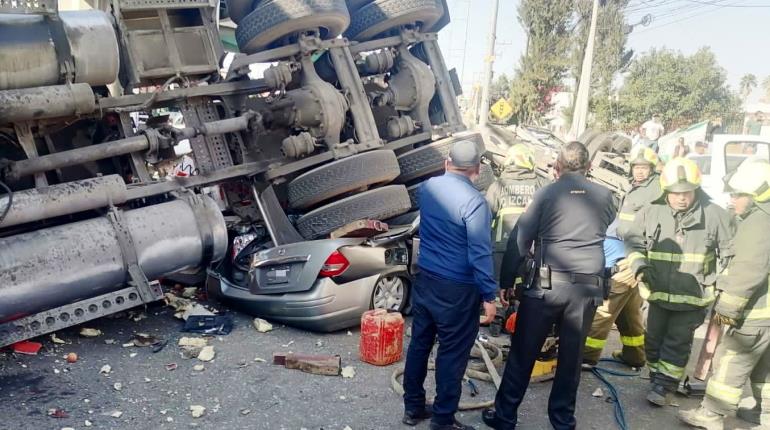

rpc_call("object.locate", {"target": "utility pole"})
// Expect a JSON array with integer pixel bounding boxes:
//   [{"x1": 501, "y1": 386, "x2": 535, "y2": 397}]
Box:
[
  {"x1": 477, "y1": 0, "x2": 500, "y2": 128},
  {"x1": 569, "y1": 0, "x2": 600, "y2": 139}
]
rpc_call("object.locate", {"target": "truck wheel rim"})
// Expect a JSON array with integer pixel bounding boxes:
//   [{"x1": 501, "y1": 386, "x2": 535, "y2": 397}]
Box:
[{"x1": 373, "y1": 276, "x2": 404, "y2": 311}]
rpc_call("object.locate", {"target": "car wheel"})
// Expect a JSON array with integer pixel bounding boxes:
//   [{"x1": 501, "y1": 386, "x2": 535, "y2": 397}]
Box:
[
  {"x1": 287, "y1": 150, "x2": 401, "y2": 210},
  {"x1": 473, "y1": 163, "x2": 494, "y2": 191},
  {"x1": 226, "y1": 0, "x2": 258, "y2": 24},
  {"x1": 587, "y1": 132, "x2": 615, "y2": 160},
  {"x1": 577, "y1": 129, "x2": 600, "y2": 146},
  {"x1": 344, "y1": 0, "x2": 445, "y2": 42},
  {"x1": 236, "y1": 0, "x2": 350, "y2": 54},
  {"x1": 296, "y1": 185, "x2": 411, "y2": 239},
  {"x1": 371, "y1": 275, "x2": 408, "y2": 312}
]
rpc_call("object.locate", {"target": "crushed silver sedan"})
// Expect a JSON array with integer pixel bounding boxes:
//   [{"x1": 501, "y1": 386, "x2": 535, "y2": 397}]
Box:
[{"x1": 207, "y1": 187, "x2": 419, "y2": 332}]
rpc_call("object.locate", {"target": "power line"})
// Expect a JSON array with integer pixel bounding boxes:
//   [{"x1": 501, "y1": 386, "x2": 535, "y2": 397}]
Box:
[
  {"x1": 683, "y1": 0, "x2": 770, "y2": 7},
  {"x1": 635, "y1": 1, "x2": 731, "y2": 32}
]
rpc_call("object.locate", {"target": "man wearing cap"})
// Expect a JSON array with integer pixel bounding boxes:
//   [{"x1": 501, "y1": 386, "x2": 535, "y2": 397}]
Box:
[
  {"x1": 625, "y1": 157, "x2": 735, "y2": 406},
  {"x1": 486, "y1": 143, "x2": 550, "y2": 281},
  {"x1": 402, "y1": 139, "x2": 497, "y2": 430},
  {"x1": 483, "y1": 141, "x2": 616, "y2": 430}
]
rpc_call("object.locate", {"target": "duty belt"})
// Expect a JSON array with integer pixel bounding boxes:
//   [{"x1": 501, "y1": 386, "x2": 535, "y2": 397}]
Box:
[{"x1": 550, "y1": 271, "x2": 603, "y2": 287}]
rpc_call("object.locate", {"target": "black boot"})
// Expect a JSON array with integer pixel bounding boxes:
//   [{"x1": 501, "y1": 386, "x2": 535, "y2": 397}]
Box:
[
  {"x1": 481, "y1": 408, "x2": 507, "y2": 429},
  {"x1": 402, "y1": 405, "x2": 432, "y2": 426}
]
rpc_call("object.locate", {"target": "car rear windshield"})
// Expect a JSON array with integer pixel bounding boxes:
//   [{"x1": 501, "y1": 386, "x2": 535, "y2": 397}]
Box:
[{"x1": 724, "y1": 141, "x2": 770, "y2": 175}]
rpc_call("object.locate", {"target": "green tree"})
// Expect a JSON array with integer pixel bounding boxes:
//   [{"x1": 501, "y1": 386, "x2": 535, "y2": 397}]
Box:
[
  {"x1": 739, "y1": 74, "x2": 757, "y2": 100},
  {"x1": 509, "y1": 0, "x2": 573, "y2": 124},
  {"x1": 572, "y1": 0, "x2": 633, "y2": 130},
  {"x1": 489, "y1": 74, "x2": 511, "y2": 102},
  {"x1": 617, "y1": 48, "x2": 741, "y2": 131}
]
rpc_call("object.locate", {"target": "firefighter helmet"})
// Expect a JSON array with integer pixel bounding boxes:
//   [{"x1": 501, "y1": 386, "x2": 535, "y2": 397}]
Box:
[
  {"x1": 727, "y1": 159, "x2": 770, "y2": 202},
  {"x1": 628, "y1": 146, "x2": 659, "y2": 167},
  {"x1": 660, "y1": 157, "x2": 702, "y2": 193},
  {"x1": 504, "y1": 143, "x2": 535, "y2": 171}
]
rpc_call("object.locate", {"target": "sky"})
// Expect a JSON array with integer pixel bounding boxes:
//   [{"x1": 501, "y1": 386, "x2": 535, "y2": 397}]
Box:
[{"x1": 437, "y1": 0, "x2": 770, "y2": 101}]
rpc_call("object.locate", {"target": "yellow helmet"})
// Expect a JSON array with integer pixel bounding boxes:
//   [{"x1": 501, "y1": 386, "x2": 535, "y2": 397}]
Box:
[
  {"x1": 628, "y1": 146, "x2": 659, "y2": 167},
  {"x1": 727, "y1": 159, "x2": 770, "y2": 202},
  {"x1": 660, "y1": 157, "x2": 702, "y2": 193},
  {"x1": 504, "y1": 143, "x2": 535, "y2": 171}
]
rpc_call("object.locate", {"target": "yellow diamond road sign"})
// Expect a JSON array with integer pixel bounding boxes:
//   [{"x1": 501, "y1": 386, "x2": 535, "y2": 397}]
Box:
[{"x1": 490, "y1": 98, "x2": 513, "y2": 120}]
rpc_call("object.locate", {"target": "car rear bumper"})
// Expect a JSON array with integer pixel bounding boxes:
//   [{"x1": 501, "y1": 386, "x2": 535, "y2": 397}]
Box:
[{"x1": 207, "y1": 270, "x2": 377, "y2": 332}]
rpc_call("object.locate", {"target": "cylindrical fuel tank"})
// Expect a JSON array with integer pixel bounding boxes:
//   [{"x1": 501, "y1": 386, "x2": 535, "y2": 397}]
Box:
[
  {"x1": 0, "y1": 197, "x2": 228, "y2": 321},
  {"x1": 0, "y1": 175, "x2": 127, "y2": 228},
  {"x1": 0, "y1": 11, "x2": 119, "y2": 90}
]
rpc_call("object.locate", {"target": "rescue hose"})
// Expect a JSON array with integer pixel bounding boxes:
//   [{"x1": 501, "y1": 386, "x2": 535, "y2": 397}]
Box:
[
  {"x1": 390, "y1": 340, "x2": 503, "y2": 410},
  {"x1": 590, "y1": 358, "x2": 640, "y2": 430}
]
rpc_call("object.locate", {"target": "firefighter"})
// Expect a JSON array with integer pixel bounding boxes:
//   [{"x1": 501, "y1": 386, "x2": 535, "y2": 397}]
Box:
[
  {"x1": 678, "y1": 160, "x2": 770, "y2": 429},
  {"x1": 582, "y1": 146, "x2": 662, "y2": 368},
  {"x1": 485, "y1": 143, "x2": 550, "y2": 281},
  {"x1": 625, "y1": 157, "x2": 735, "y2": 406}
]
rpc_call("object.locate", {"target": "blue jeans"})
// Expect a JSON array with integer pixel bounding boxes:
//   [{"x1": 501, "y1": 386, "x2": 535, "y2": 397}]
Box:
[{"x1": 403, "y1": 271, "x2": 481, "y2": 425}]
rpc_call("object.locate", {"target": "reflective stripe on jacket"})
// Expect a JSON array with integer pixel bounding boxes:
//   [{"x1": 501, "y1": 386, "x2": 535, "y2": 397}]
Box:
[
  {"x1": 625, "y1": 192, "x2": 736, "y2": 310},
  {"x1": 715, "y1": 201, "x2": 770, "y2": 326}
]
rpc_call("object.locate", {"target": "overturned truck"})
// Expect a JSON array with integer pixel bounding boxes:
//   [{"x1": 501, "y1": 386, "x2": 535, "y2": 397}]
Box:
[{"x1": 0, "y1": 0, "x2": 475, "y2": 345}]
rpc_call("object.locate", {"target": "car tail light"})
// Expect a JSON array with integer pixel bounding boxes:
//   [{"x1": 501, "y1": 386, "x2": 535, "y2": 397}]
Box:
[{"x1": 319, "y1": 250, "x2": 350, "y2": 277}]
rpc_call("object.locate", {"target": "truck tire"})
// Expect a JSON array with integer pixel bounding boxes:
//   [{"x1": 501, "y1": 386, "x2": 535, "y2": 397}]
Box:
[
  {"x1": 344, "y1": 0, "x2": 445, "y2": 42},
  {"x1": 296, "y1": 185, "x2": 411, "y2": 239},
  {"x1": 406, "y1": 183, "x2": 421, "y2": 208},
  {"x1": 578, "y1": 129, "x2": 600, "y2": 146},
  {"x1": 386, "y1": 210, "x2": 418, "y2": 225},
  {"x1": 287, "y1": 150, "x2": 400, "y2": 210},
  {"x1": 227, "y1": 0, "x2": 258, "y2": 25},
  {"x1": 587, "y1": 132, "x2": 614, "y2": 160},
  {"x1": 346, "y1": 0, "x2": 373, "y2": 11},
  {"x1": 236, "y1": 0, "x2": 350, "y2": 54},
  {"x1": 396, "y1": 139, "x2": 453, "y2": 183}
]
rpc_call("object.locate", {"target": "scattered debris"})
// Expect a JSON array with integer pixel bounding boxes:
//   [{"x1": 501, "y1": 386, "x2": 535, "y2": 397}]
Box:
[
  {"x1": 166, "y1": 417, "x2": 173, "y2": 423},
  {"x1": 190, "y1": 405, "x2": 206, "y2": 418},
  {"x1": 79, "y1": 328, "x2": 102, "y2": 338},
  {"x1": 240, "y1": 409, "x2": 251, "y2": 416},
  {"x1": 84, "y1": 420, "x2": 93, "y2": 427},
  {"x1": 132, "y1": 333, "x2": 159, "y2": 347},
  {"x1": 164, "y1": 293, "x2": 194, "y2": 320},
  {"x1": 48, "y1": 408, "x2": 69, "y2": 418},
  {"x1": 254, "y1": 357, "x2": 266, "y2": 363},
  {"x1": 343, "y1": 426, "x2": 353, "y2": 430},
  {"x1": 61, "y1": 427, "x2": 75, "y2": 430},
  {"x1": 592, "y1": 388, "x2": 604, "y2": 398},
  {"x1": 151, "y1": 339, "x2": 168, "y2": 353},
  {"x1": 347, "y1": 331, "x2": 353, "y2": 336},
  {"x1": 193, "y1": 364, "x2": 205, "y2": 372},
  {"x1": 281, "y1": 340, "x2": 295, "y2": 348},
  {"x1": 341, "y1": 366, "x2": 356, "y2": 379},
  {"x1": 51, "y1": 334, "x2": 66, "y2": 344},
  {"x1": 109, "y1": 410, "x2": 123, "y2": 418},
  {"x1": 129, "y1": 353, "x2": 138, "y2": 358},
  {"x1": 104, "y1": 339, "x2": 116, "y2": 345},
  {"x1": 66, "y1": 352, "x2": 78, "y2": 363},
  {"x1": 273, "y1": 353, "x2": 342, "y2": 376},
  {"x1": 144, "y1": 378, "x2": 152, "y2": 383},
  {"x1": 129, "y1": 310, "x2": 147, "y2": 322},
  {"x1": 122, "y1": 342, "x2": 134, "y2": 348},
  {"x1": 165, "y1": 363, "x2": 178, "y2": 371},
  {"x1": 99, "y1": 365, "x2": 112, "y2": 375},
  {"x1": 54, "y1": 369, "x2": 61, "y2": 374},
  {"x1": 671, "y1": 401, "x2": 680, "y2": 407},
  {"x1": 315, "y1": 340, "x2": 324, "y2": 347},
  {"x1": 184, "y1": 314, "x2": 233, "y2": 335},
  {"x1": 182, "y1": 304, "x2": 215, "y2": 322},
  {"x1": 237, "y1": 361, "x2": 248, "y2": 368},
  {"x1": 182, "y1": 287, "x2": 198, "y2": 299},
  {"x1": 253, "y1": 318, "x2": 273, "y2": 333},
  {"x1": 197, "y1": 346, "x2": 215, "y2": 362},
  {"x1": 113, "y1": 383, "x2": 123, "y2": 391},
  {"x1": 12, "y1": 340, "x2": 42, "y2": 355},
  {"x1": 178, "y1": 337, "x2": 208, "y2": 348}
]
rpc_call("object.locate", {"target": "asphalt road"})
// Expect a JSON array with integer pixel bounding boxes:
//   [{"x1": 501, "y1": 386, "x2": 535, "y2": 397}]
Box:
[{"x1": 0, "y1": 300, "x2": 763, "y2": 430}]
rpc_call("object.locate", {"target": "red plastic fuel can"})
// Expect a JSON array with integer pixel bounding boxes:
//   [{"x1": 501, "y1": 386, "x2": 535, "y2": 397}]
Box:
[{"x1": 359, "y1": 309, "x2": 404, "y2": 366}]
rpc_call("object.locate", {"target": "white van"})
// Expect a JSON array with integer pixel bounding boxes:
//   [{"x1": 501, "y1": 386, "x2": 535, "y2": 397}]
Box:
[{"x1": 690, "y1": 135, "x2": 770, "y2": 208}]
